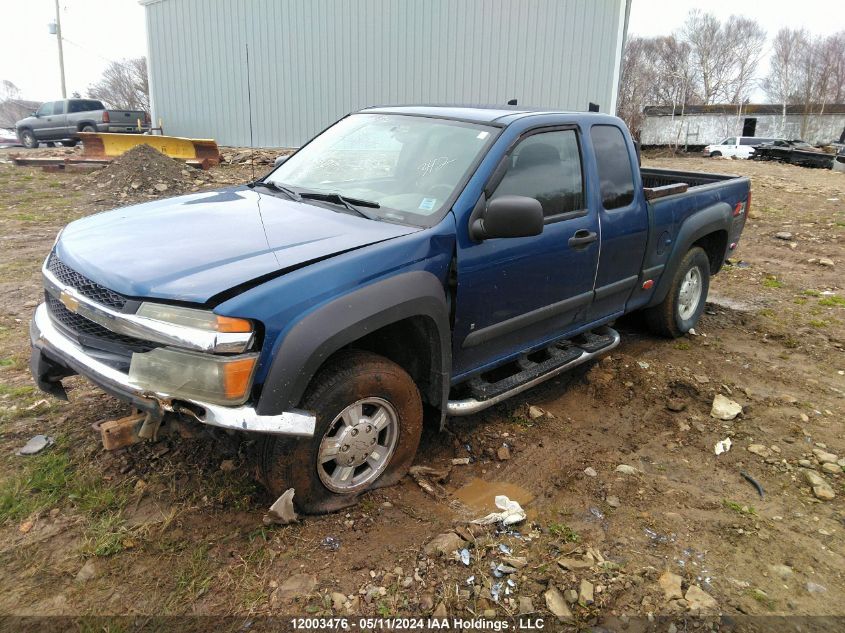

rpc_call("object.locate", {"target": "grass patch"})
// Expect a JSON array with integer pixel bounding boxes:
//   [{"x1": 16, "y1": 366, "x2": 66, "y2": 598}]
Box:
[
  {"x1": 548, "y1": 523, "x2": 580, "y2": 543},
  {"x1": 818, "y1": 295, "x2": 845, "y2": 307},
  {"x1": 808, "y1": 319, "x2": 829, "y2": 328},
  {"x1": 674, "y1": 341, "x2": 690, "y2": 350},
  {"x1": 0, "y1": 444, "x2": 128, "y2": 524},
  {"x1": 793, "y1": 297, "x2": 807, "y2": 305},
  {"x1": 748, "y1": 588, "x2": 776, "y2": 610},
  {"x1": 171, "y1": 544, "x2": 214, "y2": 604},
  {"x1": 723, "y1": 499, "x2": 756, "y2": 515},
  {"x1": 762, "y1": 277, "x2": 783, "y2": 289},
  {"x1": 84, "y1": 511, "x2": 130, "y2": 557},
  {"x1": 802, "y1": 289, "x2": 821, "y2": 297}
]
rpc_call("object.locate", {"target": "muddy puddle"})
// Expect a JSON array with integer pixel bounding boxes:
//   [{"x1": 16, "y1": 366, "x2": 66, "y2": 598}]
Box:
[{"x1": 451, "y1": 478, "x2": 535, "y2": 512}]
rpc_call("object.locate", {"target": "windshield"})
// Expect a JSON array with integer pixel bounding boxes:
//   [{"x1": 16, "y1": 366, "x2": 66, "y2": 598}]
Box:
[{"x1": 266, "y1": 113, "x2": 497, "y2": 225}]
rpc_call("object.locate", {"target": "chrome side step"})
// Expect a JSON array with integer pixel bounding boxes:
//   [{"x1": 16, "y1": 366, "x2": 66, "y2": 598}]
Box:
[{"x1": 446, "y1": 326, "x2": 621, "y2": 416}]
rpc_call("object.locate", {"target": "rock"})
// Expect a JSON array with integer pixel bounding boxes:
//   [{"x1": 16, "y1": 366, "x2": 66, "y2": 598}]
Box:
[
  {"x1": 666, "y1": 399, "x2": 687, "y2": 412},
  {"x1": 769, "y1": 564, "x2": 793, "y2": 580},
  {"x1": 818, "y1": 258, "x2": 834, "y2": 267},
  {"x1": 747, "y1": 444, "x2": 772, "y2": 458},
  {"x1": 497, "y1": 445, "x2": 512, "y2": 461},
  {"x1": 544, "y1": 586, "x2": 572, "y2": 621},
  {"x1": 75, "y1": 559, "x2": 99, "y2": 583},
  {"x1": 821, "y1": 463, "x2": 841, "y2": 475},
  {"x1": 502, "y1": 556, "x2": 528, "y2": 569},
  {"x1": 273, "y1": 574, "x2": 317, "y2": 602},
  {"x1": 557, "y1": 557, "x2": 593, "y2": 570},
  {"x1": 774, "y1": 232, "x2": 793, "y2": 240},
  {"x1": 615, "y1": 464, "x2": 639, "y2": 475},
  {"x1": 219, "y1": 459, "x2": 236, "y2": 472},
  {"x1": 518, "y1": 596, "x2": 534, "y2": 615},
  {"x1": 564, "y1": 589, "x2": 578, "y2": 604},
  {"x1": 606, "y1": 495, "x2": 620, "y2": 508},
  {"x1": 779, "y1": 394, "x2": 798, "y2": 404},
  {"x1": 424, "y1": 532, "x2": 466, "y2": 556},
  {"x1": 579, "y1": 579, "x2": 594, "y2": 606},
  {"x1": 802, "y1": 469, "x2": 836, "y2": 499},
  {"x1": 330, "y1": 592, "x2": 347, "y2": 611},
  {"x1": 528, "y1": 406, "x2": 545, "y2": 419},
  {"x1": 584, "y1": 467, "x2": 597, "y2": 477},
  {"x1": 812, "y1": 449, "x2": 838, "y2": 464},
  {"x1": 658, "y1": 570, "x2": 683, "y2": 601},
  {"x1": 693, "y1": 374, "x2": 710, "y2": 384},
  {"x1": 432, "y1": 602, "x2": 448, "y2": 618},
  {"x1": 805, "y1": 582, "x2": 827, "y2": 594},
  {"x1": 420, "y1": 594, "x2": 434, "y2": 610},
  {"x1": 798, "y1": 459, "x2": 813, "y2": 468},
  {"x1": 711, "y1": 394, "x2": 742, "y2": 420},
  {"x1": 685, "y1": 585, "x2": 718, "y2": 613},
  {"x1": 153, "y1": 183, "x2": 169, "y2": 192}
]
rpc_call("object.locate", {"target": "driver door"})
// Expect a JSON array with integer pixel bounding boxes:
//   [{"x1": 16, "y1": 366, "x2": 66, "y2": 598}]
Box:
[{"x1": 453, "y1": 127, "x2": 600, "y2": 378}]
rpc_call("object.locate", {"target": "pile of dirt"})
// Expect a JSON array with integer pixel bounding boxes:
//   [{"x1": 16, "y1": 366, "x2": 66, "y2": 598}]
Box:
[{"x1": 88, "y1": 143, "x2": 212, "y2": 197}]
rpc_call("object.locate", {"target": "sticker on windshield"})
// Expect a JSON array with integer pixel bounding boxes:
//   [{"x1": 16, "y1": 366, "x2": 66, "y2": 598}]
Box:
[
  {"x1": 419, "y1": 198, "x2": 437, "y2": 211},
  {"x1": 477, "y1": 131, "x2": 490, "y2": 140}
]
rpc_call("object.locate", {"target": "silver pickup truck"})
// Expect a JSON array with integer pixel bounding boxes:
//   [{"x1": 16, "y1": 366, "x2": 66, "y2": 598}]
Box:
[{"x1": 15, "y1": 99, "x2": 149, "y2": 149}]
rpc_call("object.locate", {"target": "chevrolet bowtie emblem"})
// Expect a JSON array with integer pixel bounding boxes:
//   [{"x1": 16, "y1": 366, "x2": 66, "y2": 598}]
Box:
[{"x1": 59, "y1": 290, "x2": 80, "y2": 313}]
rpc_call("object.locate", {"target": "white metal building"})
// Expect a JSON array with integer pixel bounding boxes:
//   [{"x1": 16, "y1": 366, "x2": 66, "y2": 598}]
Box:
[
  {"x1": 640, "y1": 104, "x2": 845, "y2": 148},
  {"x1": 140, "y1": 0, "x2": 631, "y2": 148}
]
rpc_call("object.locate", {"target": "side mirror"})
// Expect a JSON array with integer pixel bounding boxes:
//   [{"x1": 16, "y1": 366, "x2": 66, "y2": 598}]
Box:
[
  {"x1": 470, "y1": 195, "x2": 544, "y2": 241},
  {"x1": 273, "y1": 155, "x2": 289, "y2": 168},
  {"x1": 32, "y1": 112, "x2": 40, "y2": 118}
]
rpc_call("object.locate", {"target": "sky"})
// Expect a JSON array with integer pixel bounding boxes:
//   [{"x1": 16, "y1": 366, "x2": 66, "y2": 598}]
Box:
[{"x1": 0, "y1": 0, "x2": 843, "y2": 104}]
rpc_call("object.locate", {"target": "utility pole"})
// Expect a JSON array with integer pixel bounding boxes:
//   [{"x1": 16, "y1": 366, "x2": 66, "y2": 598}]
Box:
[{"x1": 54, "y1": 0, "x2": 66, "y2": 98}]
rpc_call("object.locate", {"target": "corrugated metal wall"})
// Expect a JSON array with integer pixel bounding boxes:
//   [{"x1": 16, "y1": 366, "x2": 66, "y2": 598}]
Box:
[{"x1": 143, "y1": 0, "x2": 627, "y2": 148}]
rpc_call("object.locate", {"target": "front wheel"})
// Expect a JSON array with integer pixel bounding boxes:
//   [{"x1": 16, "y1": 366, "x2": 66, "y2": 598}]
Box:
[
  {"x1": 709, "y1": 151, "x2": 722, "y2": 158},
  {"x1": 20, "y1": 129, "x2": 37, "y2": 149},
  {"x1": 257, "y1": 350, "x2": 423, "y2": 514},
  {"x1": 644, "y1": 247, "x2": 710, "y2": 338}
]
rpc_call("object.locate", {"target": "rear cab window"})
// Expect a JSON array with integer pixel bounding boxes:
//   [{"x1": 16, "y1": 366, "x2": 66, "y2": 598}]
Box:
[
  {"x1": 68, "y1": 100, "x2": 103, "y2": 113},
  {"x1": 590, "y1": 125, "x2": 635, "y2": 210},
  {"x1": 491, "y1": 129, "x2": 585, "y2": 220}
]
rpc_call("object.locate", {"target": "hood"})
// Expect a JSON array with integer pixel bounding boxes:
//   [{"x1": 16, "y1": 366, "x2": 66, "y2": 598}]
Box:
[{"x1": 55, "y1": 186, "x2": 420, "y2": 304}]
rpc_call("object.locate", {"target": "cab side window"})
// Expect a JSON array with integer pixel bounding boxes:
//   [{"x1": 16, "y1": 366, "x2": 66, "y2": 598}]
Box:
[
  {"x1": 591, "y1": 125, "x2": 635, "y2": 209},
  {"x1": 491, "y1": 130, "x2": 584, "y2": 218},
  {"x1": 37, "y1": 102, "x2": 54, "y2": 117}
]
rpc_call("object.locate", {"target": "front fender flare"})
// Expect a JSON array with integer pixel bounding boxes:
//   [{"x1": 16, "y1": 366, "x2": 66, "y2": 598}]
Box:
[{"x1": 256, "y1": 270, "x2": 451, "y2": 416}]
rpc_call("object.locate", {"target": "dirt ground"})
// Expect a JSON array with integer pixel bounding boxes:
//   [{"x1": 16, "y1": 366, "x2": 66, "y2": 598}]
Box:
[{"x1": 0, "y1": 149, "x2": 843, "y2": 629}]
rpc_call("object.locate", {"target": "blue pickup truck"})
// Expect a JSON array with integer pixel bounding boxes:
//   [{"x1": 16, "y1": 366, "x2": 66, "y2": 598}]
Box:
[{"x1": 30, "y1": 106, "x2": 749, "y2": 512}]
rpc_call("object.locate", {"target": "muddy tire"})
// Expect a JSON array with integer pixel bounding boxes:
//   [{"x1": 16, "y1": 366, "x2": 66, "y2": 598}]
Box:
[
  {"x1": 709, "y1": 151, "x2": 722, "y2": 158},
  {"x1": 81, "y1": 125, "x2": 97, "y2": 133},
  {"x1": 644, "y1": 247, "x2": 710, "y2": 338},
  {"x1": 61, "y1": 140, "x2": 78, "y2": 147},
  {"x1": 257, "y1": 350, "x2": 423, "y2": 514},
  {"x1": 20, "y1": 129, "x2": 37, "y2": 149}
]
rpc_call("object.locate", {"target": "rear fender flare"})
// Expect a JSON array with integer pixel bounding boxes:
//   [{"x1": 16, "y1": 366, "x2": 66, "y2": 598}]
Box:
[
  {"x1": 647, "y1": 202, "x2": 732, "y2": 307},
  {"x1": 256, "y1": 270, "x2": 451, "y2": 416}
]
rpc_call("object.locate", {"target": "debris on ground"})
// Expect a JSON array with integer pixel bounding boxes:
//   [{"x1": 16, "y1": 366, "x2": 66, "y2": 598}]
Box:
[
  {"x1": 263, "y1": 488, "x2": 298, "y2": 525},
  {"x1": 16, "y1": 434, "x2": 54, "y2": 456},
  {"x1": 710, "y1": 394, "x2": 742, "y2": 420},
  {"x1": 85, "y1": 144, "x2": 212, "y2": 197},
  {"x1": 740, "y1": 470, "x2": 765, "y2": 498},
  {"x1": 714, "y1": 437, "x2": 732, "y2": 455},
  {"x1": 471, "y1": 495, "x2": 526, "y2": 526}
]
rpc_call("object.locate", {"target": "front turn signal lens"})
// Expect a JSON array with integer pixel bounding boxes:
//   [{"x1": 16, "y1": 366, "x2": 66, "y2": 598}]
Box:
[
  {"x1": 137, "y1": 302, "x2": 253, "y2": 334},
  {"x1": 215, "y1": 315, "x2": 253, "y2": 333},
  {"x1": 129, "y1": 347, "x2": 258, "y2": 405}
]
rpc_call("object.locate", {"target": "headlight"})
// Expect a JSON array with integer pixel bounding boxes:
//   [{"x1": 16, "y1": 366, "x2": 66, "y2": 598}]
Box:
[
  {"x1": 128, "y1": 347, "x2": 258, "y2": 406},
  {"x1": 136, "y1": 303, "x2": 252, "y2": 333}
]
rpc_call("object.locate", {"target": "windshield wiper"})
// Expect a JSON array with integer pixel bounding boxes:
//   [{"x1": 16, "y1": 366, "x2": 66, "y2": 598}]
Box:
[
  {"x1": 248, "y1": 179, "x2": 301, "y2": 201},
  {"x1": 298, "y1": 191, "x2": 381, "y2": 219}
]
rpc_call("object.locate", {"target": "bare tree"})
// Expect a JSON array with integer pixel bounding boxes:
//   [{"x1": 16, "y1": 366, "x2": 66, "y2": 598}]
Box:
[
  {"x1": 87, "y1": 57, "x2": 149, "y2": 111},
  {"x1": 724, "y1": 16, "x2": 767, "y2": 104},
  {"x1": 763, "y1": 28, "x2": 808, "y2": 135},
  {"x1": 0, "y1": 79, "x2": 21, "y2": 103}
]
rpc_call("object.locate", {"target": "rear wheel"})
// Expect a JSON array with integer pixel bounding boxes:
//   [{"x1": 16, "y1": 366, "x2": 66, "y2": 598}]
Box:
[
  {"x1": 80, "y1": 125, "x2": 97, "y2": 134},
  {"x1": 20, "y1": 129, "x2": 37, "y2": 149},
  {"x1": 257, "y1": 350, "x2": 423, "y2": 514},
  {"x1": 644, "y1": 247, "x2": 710, "y2": 338},
  {"x1": 61, "y1": 140, "x2": 77, "y2": 147},
  {"x1": 709, "y1": 151, "x2": 722, "y2": 158}
]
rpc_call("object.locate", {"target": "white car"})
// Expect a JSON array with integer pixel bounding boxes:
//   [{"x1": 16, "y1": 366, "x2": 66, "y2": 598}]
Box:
[{"x1": 703, "y1": 136, "x2": 780, "y2": 159}]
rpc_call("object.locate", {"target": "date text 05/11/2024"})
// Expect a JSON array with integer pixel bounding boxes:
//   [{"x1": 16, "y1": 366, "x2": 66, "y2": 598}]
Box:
[{"x1": 289, "y1": 617, "x2": 547, "y2": 630}]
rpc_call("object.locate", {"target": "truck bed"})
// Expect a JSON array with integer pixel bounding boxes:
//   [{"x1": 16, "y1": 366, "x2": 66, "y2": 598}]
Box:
[{"x1": 641, "y1": 167, "x2": 742, "y2": 200}]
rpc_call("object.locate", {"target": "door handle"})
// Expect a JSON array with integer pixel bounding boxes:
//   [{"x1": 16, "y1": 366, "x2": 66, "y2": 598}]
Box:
[{"x1": 568, "y1": 229, "x2": 597, "y2": 248}]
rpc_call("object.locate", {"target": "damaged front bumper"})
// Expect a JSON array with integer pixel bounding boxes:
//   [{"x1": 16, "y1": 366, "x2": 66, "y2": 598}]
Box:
[{"x1": 29, "y1": 303, "x2": 315, "y2": 436}]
